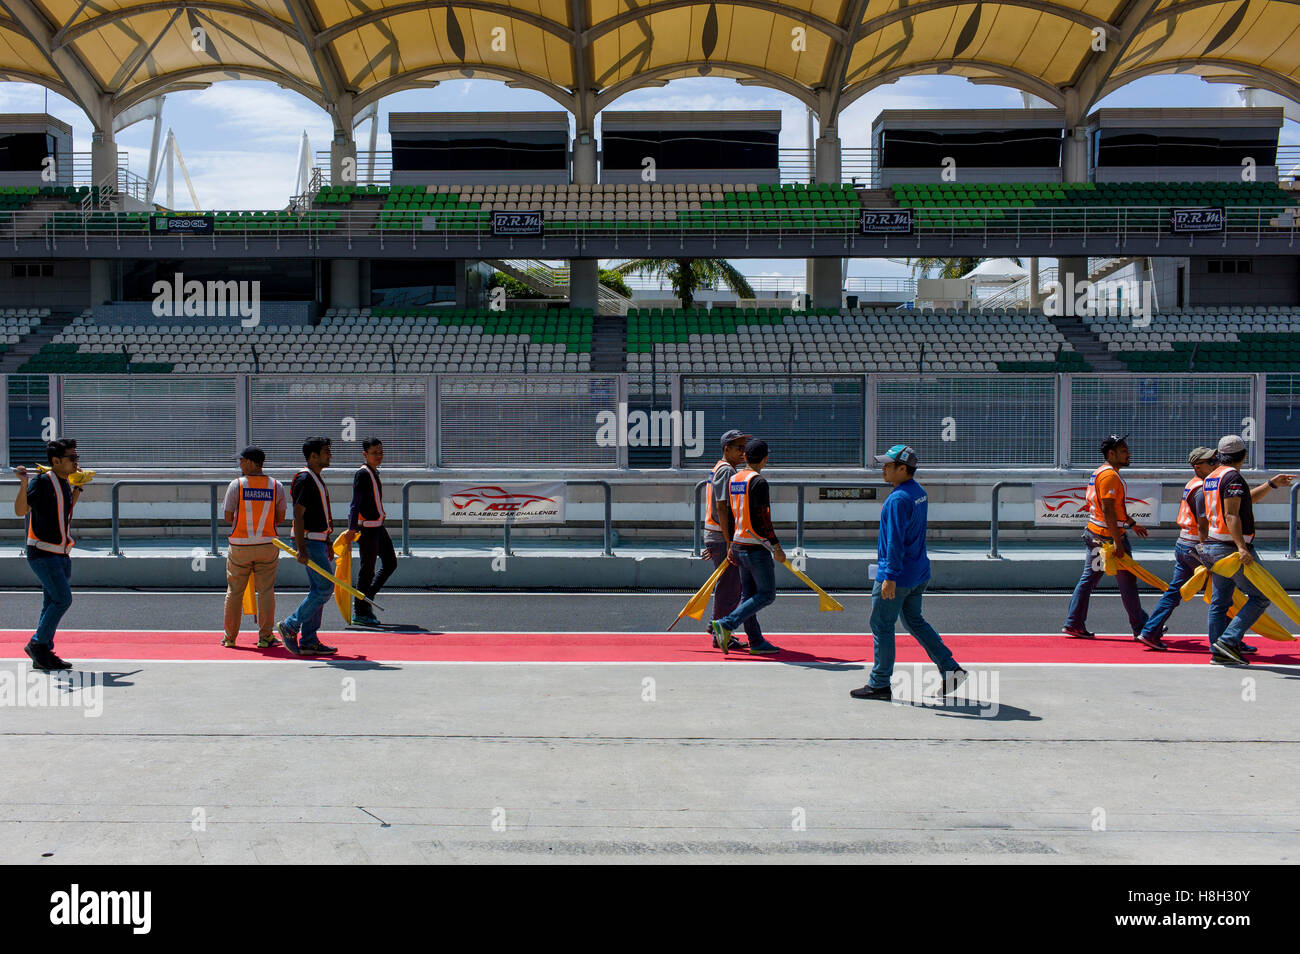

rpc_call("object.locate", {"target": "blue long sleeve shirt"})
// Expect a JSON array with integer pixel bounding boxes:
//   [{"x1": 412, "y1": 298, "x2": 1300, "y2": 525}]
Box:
[{"x1": 876, "y1": 478, "x2": 931, "y2": 587}]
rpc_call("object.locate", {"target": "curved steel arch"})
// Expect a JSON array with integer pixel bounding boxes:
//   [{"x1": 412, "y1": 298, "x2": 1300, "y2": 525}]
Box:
[
  {"x1": 353, "y1": 66, "x2": 576, "y2": 113},
  {"x1": 1100, "y1": 58, "x2": 1300, "y2": 104},
  {"x1": 55, "y1": 2, "x2": 301, "y2": 50},
  {"x1": 0, "y1": 68, "x2": 75, "y2": 103},
  {"x1": 581, "y1": 0, "x2": 848, "y2": 46},
  {"x1": 314, "y1": 1, "x2": 577, "y2": 48},
  {"x1": 114, "y1": 66, "x2": 329, "y2": 114},
  {"x1": 856, "y1": 0, "x2": 1118, "y2": 41},
  {"x1": 840, "y1": 59, "x2": 1067, "y2": 111},
  {"x1": 1139, "y1": 0, "x2": 1300, "y2": 30},
  {"x1": 595, "y1": 60, "x2": 820, "y2": 112}
]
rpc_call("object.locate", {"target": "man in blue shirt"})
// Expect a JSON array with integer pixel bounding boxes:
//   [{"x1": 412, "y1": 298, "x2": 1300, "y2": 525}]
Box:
[{"x1": 851, "y1": 444, "x2": 966, "y2": 701}]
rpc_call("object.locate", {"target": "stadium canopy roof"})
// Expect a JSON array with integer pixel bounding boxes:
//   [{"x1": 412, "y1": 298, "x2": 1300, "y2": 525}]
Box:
[{"x1": 2, "y1": 0, "x2": 1298, "y2": 134}]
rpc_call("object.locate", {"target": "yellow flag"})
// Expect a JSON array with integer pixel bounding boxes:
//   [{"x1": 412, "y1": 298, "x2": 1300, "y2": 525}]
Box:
[{"x1": 332, "y1": 531, "x2": 353, "y2": 624}]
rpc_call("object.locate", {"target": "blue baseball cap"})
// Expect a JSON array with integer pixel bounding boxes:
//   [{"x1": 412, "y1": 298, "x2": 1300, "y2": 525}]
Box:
[{"x1": 874, "y1": 444, "x2": 918, "y2": 467}]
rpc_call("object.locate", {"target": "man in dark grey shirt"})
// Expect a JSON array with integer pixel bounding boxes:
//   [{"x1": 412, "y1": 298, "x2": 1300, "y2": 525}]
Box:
[{"x1": 702, "y1": 429, "x2": 750, "y2": 649}]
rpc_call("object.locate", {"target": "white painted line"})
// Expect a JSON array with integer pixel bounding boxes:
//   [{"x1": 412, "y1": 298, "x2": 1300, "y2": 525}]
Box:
[{"x1": 0, "y1": 657, "x2": 1295, "y2": 669}]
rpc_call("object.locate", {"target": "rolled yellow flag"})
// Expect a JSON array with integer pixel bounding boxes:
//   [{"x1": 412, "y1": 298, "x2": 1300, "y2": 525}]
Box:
[
  {"x1": 668, "y1": 559, "x2": 729, "y2": 631},
  {"x1": 781, "y1": 560, "x2": 844, "y2": 612}
]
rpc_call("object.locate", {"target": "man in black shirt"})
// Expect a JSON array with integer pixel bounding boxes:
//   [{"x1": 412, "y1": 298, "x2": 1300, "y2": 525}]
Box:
[
  {"x1": 709, "y1": 439, "x2": 785, "y2": 656},
  {"x1": 277, "y1": 436, "x2": 339, "y2": 655},
  {"x1": 14, "y1": 439, "x2": 86, "y2": 670},
  {"x1": 702, "y1": 428, "x2": 750, "y2": 650},
  {"x1": 346, "y1": 437, "x2": 396, "y2": 626},
  {"x1": 1200, "y1": 434, "x2": 1295, "y2": 665}
]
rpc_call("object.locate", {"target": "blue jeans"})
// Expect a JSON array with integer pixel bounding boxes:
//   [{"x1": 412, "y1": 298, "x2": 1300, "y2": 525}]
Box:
[
  {"x1": 868, "y1": 579, "x2": 960, "y2": 689},
  {"x1": 28, "y1": 554, "x2": 73, "y2": 649},
  {"x1": 718, "y1": 546, "x2": 775, "y2": 643},
  {"x1": 284, "y1": 540, "x2": 334, "y2": 642},
  {"x1": 704, "y1": 539, "x2": 743, "y2": 635},
  {"x1": 1202, "y1": 541, "x2": 1268, "y2": 649},
  {"x1": 1139, "y1": 540, "x2": 1200, "y2": 639},
  {"x1": 1065, "y1": 533, "x2": 1148, "y2": 635}
]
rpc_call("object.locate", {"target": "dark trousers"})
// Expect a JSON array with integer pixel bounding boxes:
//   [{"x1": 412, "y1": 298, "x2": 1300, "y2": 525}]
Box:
[
  {"x1": 704, "y1": 539, "x2": 742, "y2": 633},
  {"x1": 28, "y1": 554, "x2": 73, "y2": 649},
  {"x1": 355, "y1": 525, "x2": 397, "y2": 615}
]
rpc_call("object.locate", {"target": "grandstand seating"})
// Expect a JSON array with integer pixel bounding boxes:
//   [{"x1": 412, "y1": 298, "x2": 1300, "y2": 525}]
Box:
[
  {"x1": 25, "y1": 308, "x2": 595, "y2": 374},
  {"x1": 1087, "y1": 306, "x2": 1300, "y2": 372},
  {"x1": 624, "y1": 306, "x2": 1085, "y2": 380}
]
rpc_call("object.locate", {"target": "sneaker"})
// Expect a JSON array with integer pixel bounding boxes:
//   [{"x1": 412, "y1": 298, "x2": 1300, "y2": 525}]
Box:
[
  {"x1": 277, "y1": 621, "x2": 300, "y2": 656},
  {"x1": 1210, "y1": 652, "x2": 1248, "y2": 666},
  {"x1": 711, "y1": 632, "x2": 748, "y2": 651},
  {"x1": 256, "y1": 634, "x2": 280, "y2": 649},
  {"x1": 748, "y1": 640, "x2": 782, "y2": 655},
  {"x1": 297, "y1": 639, "x2": 337, "y2": 655},
  {"x1": 46, "y1": 652, "x2": 73, "y2": 670},
  {"x1": 1062, "y1": 625, "x2": 1095, "y2": 639},
  {"x1": 351, "y1": 609, "x2": 382, "y2": 627},
  {"x1": 1211, "y1": 639, "x2": 1249, "y2": 666},
  {"x1": 24, "y1": 643, "x2": 54, "y2": 671},
  {"x1": 710, "y1": 620, "x2": 733, "y2": 655},
  {"x1": 850, "y1": 684, "x2": 892, "y2": 701},
  {"x1": 941, "y1": 668, "x2": 969, "y2": 696},
  {"x1": 221, "y1": 636, "x2": 237, "y2": 648},
  {"x1": 1135, "y1": 632, "x2": 1167, "y2": 651},
  {"x1": 1241, "y1": 642, "x2": 1259, "y2": 655}
]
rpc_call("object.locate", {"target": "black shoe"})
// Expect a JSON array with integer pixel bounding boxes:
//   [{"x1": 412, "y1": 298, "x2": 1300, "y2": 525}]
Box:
[
  {"x1": 24, "y1": 643, "x2": 55, "y2": 672},
  {"x1": 46, "y1": 652, "x2": 73, "y2": 670},
  {"x1": 1210, "y1": 652, "x2": 1249, "y2": 666},
  {"x1": 1062, "y1": 625, "x2": 1095, "y2": 639},
  {"x1": 297, "y1": 639, "x2": 337, "y2": 655},
  {"x1": 1211, "y1": 639, "x2": 1249, "y2": 665},
  {"x1": 712, "y1": 633, "x2": 748, "y2": 650},
  {"x1": 1135, "y1": 632, "x2": 1167, "y2": 651},
  {"x1": 748, "y1": 640, "x2": 782, "y2": 655},
  {"x1": 941, "y1": 668, "x2": 969, "y2": 696},
  {"x1": 1240, "y1": 642, "x2": 1259, "y2": 655},
  {"x1": 277, "y1": 621, "x2": 300, "y2": 656},
  {"x1": 850, "y1": 684, "x2": 892, "y2": 701}
]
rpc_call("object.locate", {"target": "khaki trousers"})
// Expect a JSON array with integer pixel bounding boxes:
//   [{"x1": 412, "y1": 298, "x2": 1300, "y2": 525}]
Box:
[{"x1": 224, "y1": 542, "x2": 278, "y2": 640}]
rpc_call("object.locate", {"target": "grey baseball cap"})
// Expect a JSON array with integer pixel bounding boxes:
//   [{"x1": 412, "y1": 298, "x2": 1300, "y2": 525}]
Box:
[
  {"x1": 720, "y1": 429, "x2": 752, "y2": 447},
  {"x1": 1188, "y1": 446, "x2": 1216, "y2": 464},
  {"x1": 874, "y1": 444, "x2": 918, "y2": 467},
  {"x1": 1218, "y1": 434, "x2": 1247, "y2": 455}
]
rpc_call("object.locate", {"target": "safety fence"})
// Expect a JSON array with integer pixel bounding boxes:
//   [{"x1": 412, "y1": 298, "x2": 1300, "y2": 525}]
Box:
[{"x1": 6, "y1": 371, "x2": 1279, "y2": 470}]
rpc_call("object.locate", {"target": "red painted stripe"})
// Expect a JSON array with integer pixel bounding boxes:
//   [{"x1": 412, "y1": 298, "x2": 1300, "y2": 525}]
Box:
[{"x1": 5, "y1": 630, "x2": 1298, "y2": 664}]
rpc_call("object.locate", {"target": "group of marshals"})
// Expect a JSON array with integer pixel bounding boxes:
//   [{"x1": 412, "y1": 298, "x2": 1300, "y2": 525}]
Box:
[
  {"x1": 1065, "y1": 432, "x2": 1294, "y2": 664},
  {"x1": 14, "y1": 434, "x2": 401, "y2": 670}
]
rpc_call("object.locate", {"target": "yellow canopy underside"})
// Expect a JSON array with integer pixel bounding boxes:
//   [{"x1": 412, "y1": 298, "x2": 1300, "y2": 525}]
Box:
[{"x1": 2, "y1": 0, "x2": 1297, "y2": 119}]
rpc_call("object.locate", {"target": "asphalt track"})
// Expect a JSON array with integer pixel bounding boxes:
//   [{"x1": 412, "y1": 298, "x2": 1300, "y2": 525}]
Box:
[{"x1": 2, "y1": 587, "x2": 1298, "y2": 865}]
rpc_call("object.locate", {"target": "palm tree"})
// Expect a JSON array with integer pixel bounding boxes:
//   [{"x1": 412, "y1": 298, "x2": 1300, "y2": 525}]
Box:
[
  {"x1": 908, "y1": 256, "x2": 1023, "y2": 279},
  {"x1": 612, "y1": 258, "x2": 755, "y2": 308}
]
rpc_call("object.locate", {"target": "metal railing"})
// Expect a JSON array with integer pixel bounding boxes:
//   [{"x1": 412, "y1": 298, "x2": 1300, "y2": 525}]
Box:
[
  {"x1": 399, "y1": 479, "x2": 613, "y2": 556},
  {"x1": 9, "y1": 204, "x2": 1298, "y2": 251},
  {"x1": 692, "y1": 479, "x2": 882, "y2": 555},
  {"x1": 110, "y1": 480, "x2": 223, "y2": 556}
]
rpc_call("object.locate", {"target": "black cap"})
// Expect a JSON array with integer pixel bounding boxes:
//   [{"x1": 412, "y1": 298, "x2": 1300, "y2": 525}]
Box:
[
  {"x1": 720, "y1": 428, "x2": 752, "y2": 448},
  {"x1": 239, "y1": 445, "x2": 266, "y2": 466},
  {"x1": 744, "y1": 438, "x2": 769, "y2": 464},
  {"x1": 1100, "y1": 433, "x2": 1129, "y2": 454}
]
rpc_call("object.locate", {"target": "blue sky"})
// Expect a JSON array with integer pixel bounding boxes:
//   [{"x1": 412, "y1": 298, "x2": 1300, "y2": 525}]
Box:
[{"x1": 1, "y1": 71, "x2": 1295, "y2": 281}]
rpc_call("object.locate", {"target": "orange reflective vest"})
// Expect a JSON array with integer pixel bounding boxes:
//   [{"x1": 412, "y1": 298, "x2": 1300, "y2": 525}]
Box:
[
  {"x1": 357, "y1": 465, "x2": 386, "y2": 527},
  {"x1": 1203, "y1": 464, "x2": 1251, "y2": 543},
  {"x1": 229, "y1": 475, "x2": 278, "y2": 544},
  {"x1": 1176, "y1": 476, "x2": 1204, "y2": 541},
  {"x1": 728, "y1": 469, "x2": 767, "y2": 545},
  {"x1": 1084, "y1": 464, "x2": 1127, "y2": 537},
  {"x1": 26, "y1": 472, "x2": 74, "y2": 554},
  {"x1": 297, "y1": 468, "x2": 333, "y2": 541},
  {"x1": 704, "y1": 459, "x2": 731, "y2": 533}
]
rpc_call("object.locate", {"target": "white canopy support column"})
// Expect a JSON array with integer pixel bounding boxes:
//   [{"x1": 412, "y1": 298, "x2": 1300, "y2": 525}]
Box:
[{"x1": 810, "y1": 127, "x2": 843, "y2": 309}]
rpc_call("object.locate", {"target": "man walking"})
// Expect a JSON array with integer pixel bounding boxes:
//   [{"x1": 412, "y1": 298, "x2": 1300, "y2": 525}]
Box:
[
  {"x1": 702, "y1": 428, "x2": 750, "y2": 651},
  {"x1": 347, "y1": 437, "x2": 397, "y2": 627},
  {"x1": 222, "y1": 446, "x2": 286, "y2": 649},
  {"x1": 15, "y1": 439, "x2": 86, "y2": 671},
  {"x1": 1133, "y1": 446, "x2": 1214, "y2": 651},
  {"x1": 1063, "y1": 434, "x2": 1149, "y2": 639},
  {"x1": 1200, "y1": 434, "x2": 1295, "y2": 665},
  {"x1": 277, "y1": 436, "x2": 339, "y2": 656},
  {"x1": 709, "y1": 439, "x2": 784, "y2": 656},
  {"x1": 851, "y1": 444, "x2": 965, "y2": 701}
]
